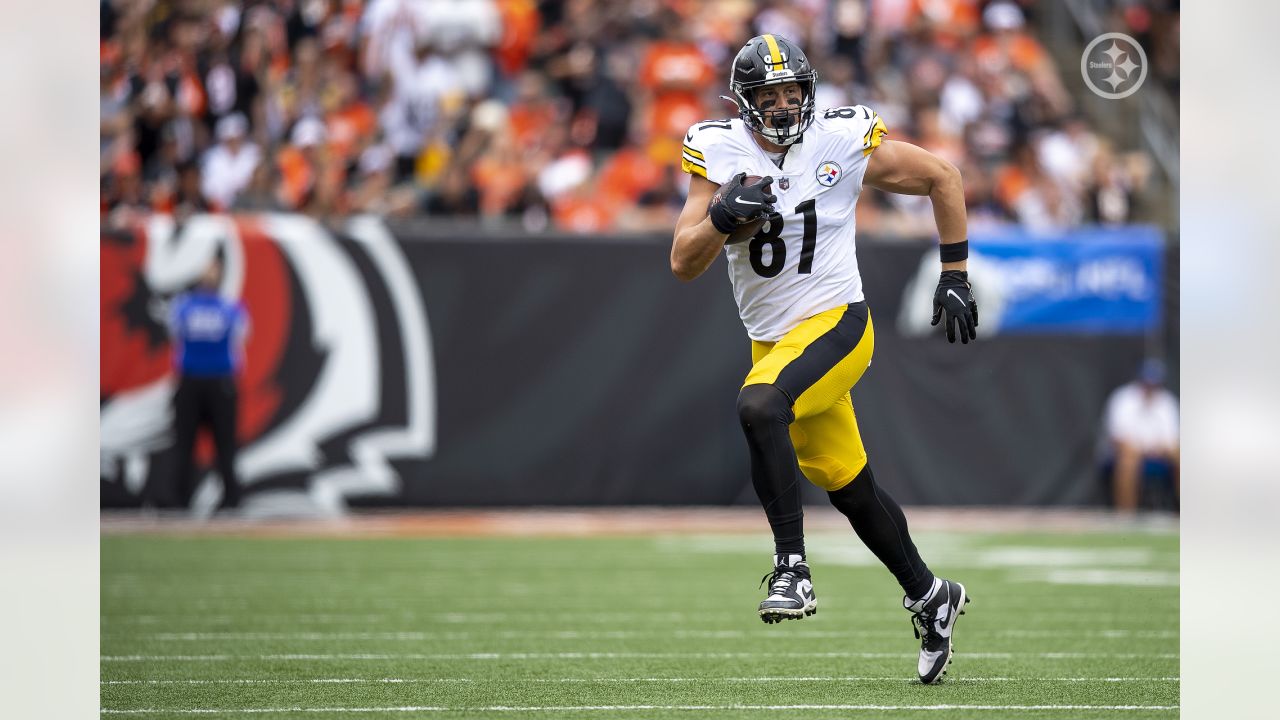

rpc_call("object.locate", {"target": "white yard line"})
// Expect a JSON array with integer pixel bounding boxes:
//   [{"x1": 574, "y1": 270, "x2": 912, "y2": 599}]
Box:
[
  {"x1": 100, "y1": 651, "x2": 1180, "y2": 662},
  {"x1": 103, "y1": 615, "x2": 388, "y2": 625},
  {"x1": 102, "y1": 676, "x2": 1180, "y2": 685},
  {"x1": 101, "y1": 610, "x2": 1176, "y2": 625},
  {"x1": 103, "y1": 679, "x2": 472, "y2": 685},
  {"x1": 121, "y1": 629, "x2": 1179, "y2": 641},
  {"x1": 100, "y1": 704, "x2": 1180, "y2": 715}
]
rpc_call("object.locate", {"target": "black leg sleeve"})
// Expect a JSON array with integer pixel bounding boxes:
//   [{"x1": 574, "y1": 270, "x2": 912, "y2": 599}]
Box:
[
  {"x1": 828, "y1": 464, "x2": 935, "y2": 599},
  {"x1": 737, "y1": 384, "x2": 806, "y2": 556}
]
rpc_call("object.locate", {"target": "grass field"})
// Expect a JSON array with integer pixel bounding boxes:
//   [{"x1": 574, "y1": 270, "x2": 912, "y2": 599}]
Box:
[{"x1": 101, "y1": 514, "x2": 1179, "y2": 719}]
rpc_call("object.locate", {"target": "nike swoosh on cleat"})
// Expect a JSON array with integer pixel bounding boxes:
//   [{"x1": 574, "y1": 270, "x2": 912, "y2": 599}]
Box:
[{"x1": 939, "y1": 585, "x2": 964, "y2": 631}]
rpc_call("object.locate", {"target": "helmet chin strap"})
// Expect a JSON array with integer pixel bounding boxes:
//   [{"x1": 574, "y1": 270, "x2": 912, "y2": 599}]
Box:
[
  {"x1": 760, "y1": 126, "x2": 802, "y2": 146},
  {"x1": 754, "y1": 121, "x2": 803, "y2": 146}
]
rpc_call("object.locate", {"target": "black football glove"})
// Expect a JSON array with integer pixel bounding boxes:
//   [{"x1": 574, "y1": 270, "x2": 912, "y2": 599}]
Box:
[
  {"x1": 931, "y1": 270, "x2": 979, "y2": 344},
  {"x1": 708, "y1": 173, "x2": 777, "y2": 234}
]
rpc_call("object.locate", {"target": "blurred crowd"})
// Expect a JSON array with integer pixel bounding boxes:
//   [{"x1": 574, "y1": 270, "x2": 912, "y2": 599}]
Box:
[{"x1": 100, "y1": 0, "x2": 1180, "y2": 234}]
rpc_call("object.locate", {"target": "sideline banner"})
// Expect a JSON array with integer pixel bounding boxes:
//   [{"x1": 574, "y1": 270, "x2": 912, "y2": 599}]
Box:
[
  {"x1": 895, "y1": 226, "x2": 1164, "y2": 337},
  {"x1": 976, "y1": 226, "x2": 1164, "y2": 333}
]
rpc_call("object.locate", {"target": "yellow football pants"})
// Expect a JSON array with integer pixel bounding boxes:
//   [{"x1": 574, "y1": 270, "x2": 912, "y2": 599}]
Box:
[{"x1": 743, "y1": 302, "x2": 875, "y2": 492}]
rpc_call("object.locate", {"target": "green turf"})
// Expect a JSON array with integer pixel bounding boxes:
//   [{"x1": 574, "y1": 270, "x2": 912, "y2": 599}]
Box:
[{"x1": 101, "y1": 526, "x2": 1179, "y2": 719}]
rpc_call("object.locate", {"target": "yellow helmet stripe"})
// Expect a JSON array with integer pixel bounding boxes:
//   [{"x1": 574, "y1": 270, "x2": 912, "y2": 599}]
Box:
[{"x1": 762, "y1": 34, "x2": 783, "y2": 68}]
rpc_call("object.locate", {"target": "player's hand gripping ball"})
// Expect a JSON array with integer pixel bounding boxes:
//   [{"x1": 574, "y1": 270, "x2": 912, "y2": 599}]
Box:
[{"x1": 708, "y1": 173, "x2": 776, "y2": 245}]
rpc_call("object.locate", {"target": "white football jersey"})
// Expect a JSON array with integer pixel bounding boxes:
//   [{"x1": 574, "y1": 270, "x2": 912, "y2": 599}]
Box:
[{"x1": 682, "y1": 107, "x2": 888, "y2": 342}]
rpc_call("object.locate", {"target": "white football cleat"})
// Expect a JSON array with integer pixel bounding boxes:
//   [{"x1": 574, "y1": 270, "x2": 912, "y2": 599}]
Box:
[
  {"x1": 905, "y1": 578, "x2": 970, "y2": 684},
  {"x1": 758, "y1": 554, "x2": 817, "y2": 624}
]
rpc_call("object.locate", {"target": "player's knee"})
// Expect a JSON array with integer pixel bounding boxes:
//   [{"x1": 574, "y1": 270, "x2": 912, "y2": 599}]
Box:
[
  {"x1": 827, "y1": 462, "x2": 875, "y2": 512},
  {"x1": 736, "y1": 384, "x2": 794, "y2": 430}
]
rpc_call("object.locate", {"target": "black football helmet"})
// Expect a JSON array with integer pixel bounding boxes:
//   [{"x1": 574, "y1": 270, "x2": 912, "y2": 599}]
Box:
[{"x1": 725, "y1": 34, "x2": 818, "y2": 146}]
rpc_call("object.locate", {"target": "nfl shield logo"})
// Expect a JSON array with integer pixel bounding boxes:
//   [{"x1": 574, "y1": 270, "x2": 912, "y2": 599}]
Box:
[{"x1": 778, "y1": 177, "x2": 790, "y2": 191}]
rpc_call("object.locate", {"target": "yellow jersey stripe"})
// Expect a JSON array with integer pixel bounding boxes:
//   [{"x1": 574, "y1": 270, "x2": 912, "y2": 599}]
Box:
[
  {"x1": 862, "y1": 115, "x2": 887, "y2": 157},
  {"x1": 762, "y1": 34, "x2": 783, "y2": 68},
  {"x1": 681, "y1": 151, "x2": 706, "y2": 167},
  {"x1": 681, "y1": 157, "x2": 708, "y2": 178},
  {"x1": 682, "y1": 145, "x2": 705, "y2": 160}
]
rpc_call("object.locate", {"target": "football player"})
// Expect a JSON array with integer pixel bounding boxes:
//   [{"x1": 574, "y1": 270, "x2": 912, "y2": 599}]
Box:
[{"x1": 671, "y1": 34, "x2": 976, "y2": 685}]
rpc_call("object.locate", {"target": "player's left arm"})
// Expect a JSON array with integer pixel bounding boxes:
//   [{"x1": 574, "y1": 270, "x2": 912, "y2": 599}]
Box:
[
  {"x1": 864, "y1": 140, "x2": 978, "y2": 344},
  {"x1": 864, "y1": 140, "x2": 966, "y2": 264}
]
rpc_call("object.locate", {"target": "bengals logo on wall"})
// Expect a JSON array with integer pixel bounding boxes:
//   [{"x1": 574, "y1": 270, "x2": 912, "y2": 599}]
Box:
[{"x1": 100, "y1": 214, "x2": 436, "y2": 514}]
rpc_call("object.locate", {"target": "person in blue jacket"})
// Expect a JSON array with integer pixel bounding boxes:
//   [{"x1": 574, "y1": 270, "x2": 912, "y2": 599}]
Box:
[{"x1": 168, "y1": 254, "x2": 248, "y2": 510}]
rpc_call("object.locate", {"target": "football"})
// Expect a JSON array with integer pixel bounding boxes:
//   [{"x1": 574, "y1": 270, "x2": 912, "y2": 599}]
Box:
[{"x1": 710, "y1": 175, "x2": 769, "y2": 245}]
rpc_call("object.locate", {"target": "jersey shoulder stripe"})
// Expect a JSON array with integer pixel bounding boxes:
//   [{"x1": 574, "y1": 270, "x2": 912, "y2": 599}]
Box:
[
  {"x1": 680, "y1": 119, "x2": 743, "y2": 183},
  {"x1": 861, "y1": 113, "x2": 888, "y2": 157},
  {"x1": 813, "y1": 105, "x2": 888, "y2": 157},
  {"x1": 681, "y1": 153, "x2": 707, "y2": 177},
  {"x1": 681, "y1": 142, "x2": 707, "y2": 176}
]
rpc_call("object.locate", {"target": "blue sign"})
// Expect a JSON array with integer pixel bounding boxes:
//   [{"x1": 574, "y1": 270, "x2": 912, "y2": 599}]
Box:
[{"x1": 972, "y1": 226, "x2": 1164, "y2": 334}]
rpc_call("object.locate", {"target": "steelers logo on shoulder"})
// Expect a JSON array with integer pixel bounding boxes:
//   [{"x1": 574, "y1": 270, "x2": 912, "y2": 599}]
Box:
[{"x1": 815, "y1": 161, "x2": 843, "y2": 187}]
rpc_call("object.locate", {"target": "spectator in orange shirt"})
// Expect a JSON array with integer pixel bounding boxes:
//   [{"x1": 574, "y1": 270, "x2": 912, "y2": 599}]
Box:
[
  {"x1": 973, "y1": 1, "x2": 1071, "y2": 115},
  {"x1": 324, "y1": 73, "x2": 378, "y2": 162},
  {"x1": 636, "y1": 12, "x2": 716, "y2": 160},
  {"x1": 493, "y1": 0, "x2": 541, "y2": 79},
  {"x1": 276, "y1": 116, "x2": 346, "y2": 215},
  {"x1": 471, "y1": 129, "x2": 537, "y2": 220},
  {"x1": 506, "y1": 71, "x2": 563, "y2": 153},
  {"x1": 995, "y1": 140, "x2": 1080, "y2": 231}
]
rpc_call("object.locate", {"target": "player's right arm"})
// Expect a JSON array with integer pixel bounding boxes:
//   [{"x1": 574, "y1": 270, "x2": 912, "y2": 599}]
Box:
[
  {"x1": 670, "y1": 173, "x2": 729, "y2": 282},
  {"x1": 672, "y1": 121, "x2": 777, "y2": 281}
]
